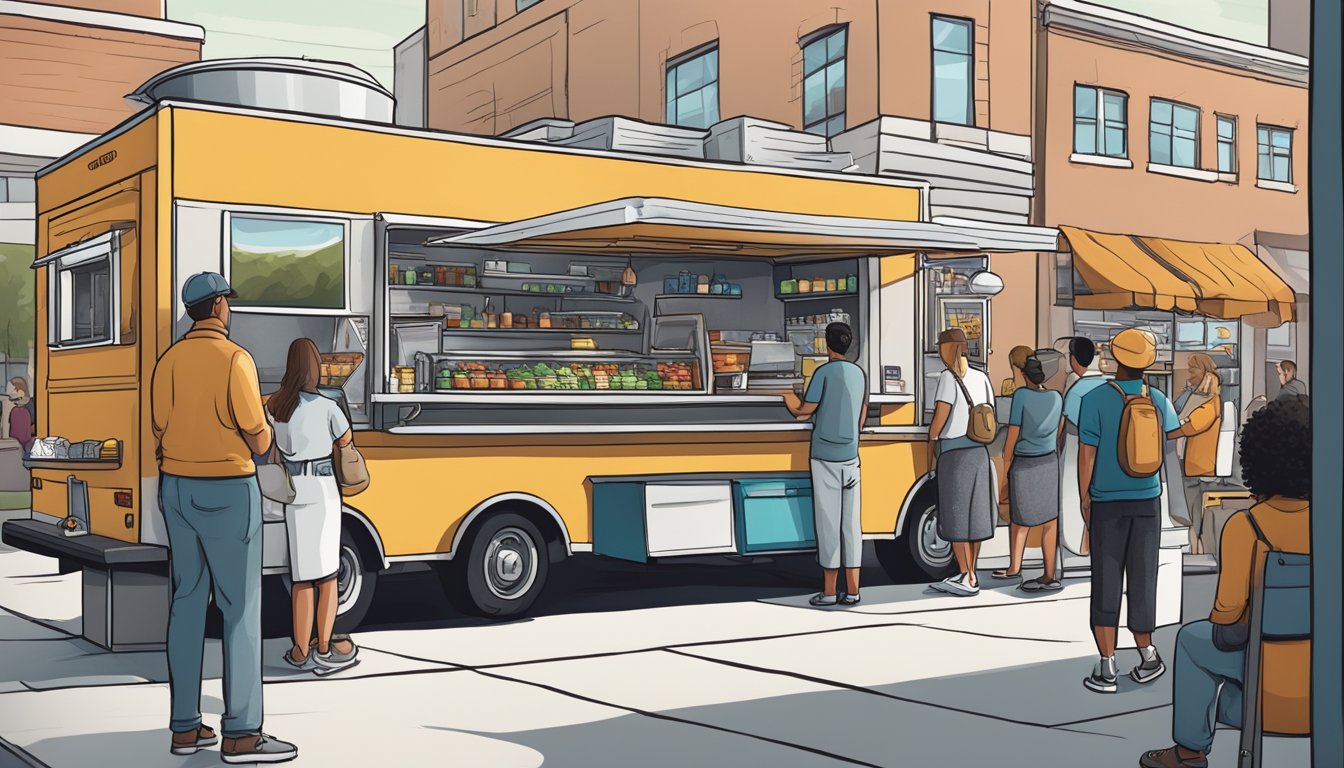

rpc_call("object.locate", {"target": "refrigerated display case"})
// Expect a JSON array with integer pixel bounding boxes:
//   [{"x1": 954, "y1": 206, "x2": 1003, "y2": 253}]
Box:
[{"x1": 413, "y1": 351, "x2": 703, "y2": 393}]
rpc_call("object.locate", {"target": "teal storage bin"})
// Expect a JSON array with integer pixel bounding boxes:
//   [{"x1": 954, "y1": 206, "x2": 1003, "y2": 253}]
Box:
[{"x1": 734, "y1": 478, "x2": 815, "y2": 554}]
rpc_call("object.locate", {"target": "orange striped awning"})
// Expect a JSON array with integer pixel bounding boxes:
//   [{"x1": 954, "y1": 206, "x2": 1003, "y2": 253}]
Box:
[
  {"x1": 1058, "y1": 226, "x2": 1198, "y2": 313},
  {"x1": 1059, "y1": 227, "x2": 1296, "y2": 327}
]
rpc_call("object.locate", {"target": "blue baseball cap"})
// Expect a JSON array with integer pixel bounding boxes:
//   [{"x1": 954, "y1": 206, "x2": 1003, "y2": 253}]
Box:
[{"x1": 181, "y1": 272, "x2": 237, "y2": 308}]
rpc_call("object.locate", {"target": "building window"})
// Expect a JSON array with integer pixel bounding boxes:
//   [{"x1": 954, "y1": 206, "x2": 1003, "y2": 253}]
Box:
[
  {"x1": 0, "y1": 176, "x2": 36, "y2": 203},
  {"x1": 1150, "y1": 99, "x2": 1200, "y2": 168},
  {"x1": 47, "y1": 232, "x2": 119, "y2": 348},
  {"x1": 665, "y1": 46, "x2": 719, "y2": 129},
  {"x1": 1216, "y1": 115, "x2": 1237, "y2": 174},
  {"x1": 1257, "y1": 125, "x2": 1293, "y2": 182},
  {"x1": 516, "y1": 0, "x2": 541, "y2": 11},
  {"x1": 932, "y1": 16, "x2": 974, "y2": 126},
  {"x1": 1073, "y1": 85, "x2": 1128, "y2": 158},
  {"x1": 802, "y1": 27, "x2": 846, "y2": 137}
]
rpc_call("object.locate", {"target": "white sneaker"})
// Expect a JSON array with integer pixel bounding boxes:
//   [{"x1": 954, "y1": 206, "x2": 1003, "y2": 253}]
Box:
[
  {"x1": 929, "y1": 574, "x2": 963, "y2": 594},
  {"x1": 941, "y1": 575, "x2": 980, "y2": 597}
]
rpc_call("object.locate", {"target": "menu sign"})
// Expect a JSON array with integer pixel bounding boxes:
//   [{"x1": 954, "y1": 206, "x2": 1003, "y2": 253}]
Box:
[{"x1": 940, "y1": 298, "x2": 988, "y2": 362}]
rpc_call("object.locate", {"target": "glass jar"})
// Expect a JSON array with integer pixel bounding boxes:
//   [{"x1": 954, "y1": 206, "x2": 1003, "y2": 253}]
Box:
[
  {"x1": 388, "y1": 264, "x2": 400, "y2": 285},
  {"x1": 403, "y1": 268, "x2": 417, "y2": 286},
  {"x1": 436, "y1": 266, "x2": 448, "y2": 285},
  {"x1": 847, "y1": 274, "x2": 857, "y2": 292}
]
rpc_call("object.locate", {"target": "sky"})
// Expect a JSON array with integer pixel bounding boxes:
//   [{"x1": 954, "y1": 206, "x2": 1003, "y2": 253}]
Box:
[
  {"x1": 1082, "y1": 0, "x2": 1269, "y2": 43},
  {"x1": 166, "y1": 0, "x2": 425, "y2": 90}
]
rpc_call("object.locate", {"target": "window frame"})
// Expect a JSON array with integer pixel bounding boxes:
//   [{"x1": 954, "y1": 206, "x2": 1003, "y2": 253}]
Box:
[
  {"x1": 800, "y1": 25, "x2": 848, "y2": 137},
  {"x1": 664, "y1": 43, "x2": 720, "y2": 129},
  {"x1": 1256, "y1": 124, "x2": 1293, "y2": 183},
  {"x1": 1072, "y1": 84, "x2": 1129, "y2": 159},
  {"x1": 931, "y1": 15, "x2": 976, "y2": 127},
  {"x1": 1216, "y1": 114, "x2": 1238, "y2": 175},
  {"x1": 1149, "y1": 97, "x2": 1202, "y2": 169},
  {"x1": 223, "y1": 212, "x2": 351, "y2": 316},
  {"x1": 44, "y1": 231, "x2": 122, "y2": 350}
]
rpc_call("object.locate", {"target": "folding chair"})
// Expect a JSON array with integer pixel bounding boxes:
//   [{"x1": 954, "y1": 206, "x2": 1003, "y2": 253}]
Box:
[{"x1": 1238, "y1": 542, "x2": 1311, "y2": 768}]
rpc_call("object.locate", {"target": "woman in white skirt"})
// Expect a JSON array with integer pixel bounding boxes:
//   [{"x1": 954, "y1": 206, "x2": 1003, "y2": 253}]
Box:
[{"x1": 268, "y1": 338, "x2": 358, "y2": 672}]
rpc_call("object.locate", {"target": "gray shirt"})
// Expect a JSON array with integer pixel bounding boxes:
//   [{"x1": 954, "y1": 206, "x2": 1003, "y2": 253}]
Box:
[
  {"x1": 1276, "y1": 378, "x2": 1307, "y2": 400},
  {"x1": 803, "y1": 360, "x2": 867, "y2": 463},
  {"x1": 272, "y1": 392, "x2": 351, "y2": 463}
]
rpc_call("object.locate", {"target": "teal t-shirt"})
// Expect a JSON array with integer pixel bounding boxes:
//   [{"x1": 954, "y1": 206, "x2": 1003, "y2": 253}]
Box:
[
  {"x1": 1078, "y1": 379, "x2": 1180, "y2": 502},
  {"x1": 803, "y1": 360, "x2": 867, "y2": 462},
  {"x1": 1008, "y1": 387, "x2": 1063, "y2": 457}
]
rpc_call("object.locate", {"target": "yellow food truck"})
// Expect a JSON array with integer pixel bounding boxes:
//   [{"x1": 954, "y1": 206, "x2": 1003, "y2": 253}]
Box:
[{"x1": 2, "y1": 62, "x2": 1059, "y2": 647}]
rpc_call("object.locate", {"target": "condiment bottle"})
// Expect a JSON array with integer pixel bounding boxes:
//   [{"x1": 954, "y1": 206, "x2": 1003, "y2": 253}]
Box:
[
  {"x1": 389, "y1": 264, "x2": 400, "y2": 285},
  {"x1": 500, "y1": 310, "x2": 513, "y2": 328},
  {"x1": 482, "y1": 298, "x2": 496, "y2": 329}
]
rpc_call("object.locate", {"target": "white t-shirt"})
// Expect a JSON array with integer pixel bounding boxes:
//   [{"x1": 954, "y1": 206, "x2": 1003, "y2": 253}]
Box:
[
  {"x1": 272, "y1": 392, "x2": 351, "y2": 462},
  {"x1": 934, "y1": 366, "x2": 995, "y2": 440}
]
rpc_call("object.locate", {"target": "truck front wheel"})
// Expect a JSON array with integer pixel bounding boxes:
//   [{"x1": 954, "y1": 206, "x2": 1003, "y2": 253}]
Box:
[
  {"x1": 875, "y1": 496, "x2": 957, "y2": 582},
  {"x1": 443, "y1": 512, "x2": 549, "y2": 619}
]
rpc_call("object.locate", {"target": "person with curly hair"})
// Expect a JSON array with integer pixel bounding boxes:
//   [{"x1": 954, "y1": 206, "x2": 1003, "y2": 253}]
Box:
[{"x1": 1140, "y1": 397, "x2": 1311, "y2": 768}]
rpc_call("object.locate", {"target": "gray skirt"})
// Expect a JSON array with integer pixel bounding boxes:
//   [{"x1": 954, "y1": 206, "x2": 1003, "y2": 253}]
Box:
[
  {"x1": 936, "y1": 445, "x2": 995, "y2": 543},
  {"x1": 1008, "y1": 452, "x2": 1060, "y2": 527}
]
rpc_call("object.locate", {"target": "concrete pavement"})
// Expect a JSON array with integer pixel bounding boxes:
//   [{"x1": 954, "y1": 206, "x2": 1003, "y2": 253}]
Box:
[{"x1": 0, "y1": 510, "x2": 1310, "y2": 767}]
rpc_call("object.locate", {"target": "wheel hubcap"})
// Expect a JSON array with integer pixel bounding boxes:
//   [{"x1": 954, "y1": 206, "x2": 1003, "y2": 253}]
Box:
[
  {"x1": 482, "y1": 526, "x2": 537, "y2": 601},
  {"x1": 919, "y1": 506, "x2": 953, "y2": 565},
  {"x1": 336, "y1": 545, "x2": 361, "y2": 613}
]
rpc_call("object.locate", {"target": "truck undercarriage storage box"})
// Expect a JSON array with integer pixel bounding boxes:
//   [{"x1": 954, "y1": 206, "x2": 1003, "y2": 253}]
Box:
[
  {"x1": 1, "y1": 519, "x2": 168, "y2": 651},
  {"x1": 733, "y1": 478, "x2": 816, "y2": 553}
]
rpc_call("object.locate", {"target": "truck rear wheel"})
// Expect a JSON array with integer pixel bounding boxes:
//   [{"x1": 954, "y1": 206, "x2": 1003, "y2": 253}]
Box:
[
  {"x1": 278, "y1": 526, "x2": 378, "y2": 633},
  {"x1": 876, "y1": 495, "x2": 957, "y2": 582},
  {"x1": 442, "y1": 512, "x2": 549, "y2": 619}
]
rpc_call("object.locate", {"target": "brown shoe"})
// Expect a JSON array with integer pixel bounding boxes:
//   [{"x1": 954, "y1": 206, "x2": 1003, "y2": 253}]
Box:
[
  {"x1": 1139, "y1": 746, "x2": 1208, "y2": 768},
  {"x1": 221, "y1": 733, "x2": 298, "y2": 764},
  {"x1": 169, "y1": 725, "x2": 217, "y2": 755}
]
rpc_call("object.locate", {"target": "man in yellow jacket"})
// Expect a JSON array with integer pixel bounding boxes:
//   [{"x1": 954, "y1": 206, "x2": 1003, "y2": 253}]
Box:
[{"x1": 151, "y1": 272, "x2": 297, "y2": 764}]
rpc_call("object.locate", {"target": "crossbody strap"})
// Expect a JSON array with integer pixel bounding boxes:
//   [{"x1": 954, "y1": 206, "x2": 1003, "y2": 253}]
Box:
[
  {"x1": 1243, "y1": 509, "x2": 1275, "y2": 552},
  {"x1": 951, "y1": 369, "x2": 976, "y2": 414}
]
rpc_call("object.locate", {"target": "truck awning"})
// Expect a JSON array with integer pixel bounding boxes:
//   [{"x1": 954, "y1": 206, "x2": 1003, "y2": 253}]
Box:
[
  {"x1": 426, "y1": 197, "x2": 1062, "y2": 257},
  {"x1": 1059, "y1": 226, "x2": 1295, "y2": 326}
]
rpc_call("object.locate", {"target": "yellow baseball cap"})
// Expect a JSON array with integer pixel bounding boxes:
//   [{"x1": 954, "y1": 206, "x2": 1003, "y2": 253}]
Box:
[{"x1": 1111, "y1": 328, "x2": 1157, "y2": 369}]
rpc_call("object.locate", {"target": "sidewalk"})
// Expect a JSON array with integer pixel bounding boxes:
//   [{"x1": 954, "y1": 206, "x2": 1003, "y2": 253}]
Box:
[{"x1": 0, "y1": 508, "x2": 1310, "y2": 768}]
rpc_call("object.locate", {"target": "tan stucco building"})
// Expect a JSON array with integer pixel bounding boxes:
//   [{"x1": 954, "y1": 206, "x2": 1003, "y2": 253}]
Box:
[{"x1": 408, "y1": 0, "x2": 1308, "y2": 404}]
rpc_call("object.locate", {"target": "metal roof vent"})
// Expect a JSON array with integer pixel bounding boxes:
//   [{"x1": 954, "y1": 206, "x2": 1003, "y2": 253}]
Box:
[{"x1": 128, "y1": 58, "x2": 393, "y2": 124}]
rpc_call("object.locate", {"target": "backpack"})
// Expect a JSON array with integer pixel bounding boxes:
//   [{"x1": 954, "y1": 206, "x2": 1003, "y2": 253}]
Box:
[
  {"x1": 952, "y1": 370, "x2": 997, "y2": 444},
  {"x1": 1109, "y1": 381, "x2": 1163, "y2": 477}
]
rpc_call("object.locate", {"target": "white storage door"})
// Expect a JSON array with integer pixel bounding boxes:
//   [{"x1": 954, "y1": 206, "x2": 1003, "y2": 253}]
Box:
[{"x1": 644, "y1": 483, "x2": 735, "y2": 556}]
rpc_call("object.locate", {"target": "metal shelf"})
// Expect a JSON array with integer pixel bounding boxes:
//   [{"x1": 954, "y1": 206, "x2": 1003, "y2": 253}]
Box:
[{"x1": 775, "y1": 292, "x2": 859, "y2": 302}]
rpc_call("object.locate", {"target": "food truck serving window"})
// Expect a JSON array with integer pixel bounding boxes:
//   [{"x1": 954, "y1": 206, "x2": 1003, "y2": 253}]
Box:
[
  {"x1": 225, "y1": 214, "x2": 348, "y2": 312},
  {"x1": 37, "y1": 230, "x2": 122, "y2": 349}
]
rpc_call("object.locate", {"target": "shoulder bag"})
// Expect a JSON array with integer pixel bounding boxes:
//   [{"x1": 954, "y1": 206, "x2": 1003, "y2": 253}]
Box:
[
  {"x1": 952, "y1": 369, "x2": 998, "y2": 444},
  {"x1": 333, "y1": 437, "x2": 370, "y2": 496},
  {"x1": 257, "y1": 444, "x2": 296, "y2": 504}
]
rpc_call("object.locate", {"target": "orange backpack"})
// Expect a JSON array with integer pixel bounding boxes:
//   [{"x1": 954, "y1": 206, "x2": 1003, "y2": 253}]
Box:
[{"x1": 1110, "y1": 381, "x2": 1164, "y2": 477}]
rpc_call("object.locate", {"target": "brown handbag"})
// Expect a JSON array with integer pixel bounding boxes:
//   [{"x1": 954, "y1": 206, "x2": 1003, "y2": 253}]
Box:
[{"x1": 332, "y1": 439, "x2": 370, "y2": 496}]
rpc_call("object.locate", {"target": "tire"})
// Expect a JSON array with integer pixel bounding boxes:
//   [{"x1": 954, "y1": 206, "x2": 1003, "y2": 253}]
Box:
[
  {"x1": 442, "y1": 512, "x2": 549, "y2": 619},
  {"x1": 875, "y1": 494, "x2": 958, "y2": 582},
  {"x1": 279, "y1": 526, "x2": 378, "y2": 634}
]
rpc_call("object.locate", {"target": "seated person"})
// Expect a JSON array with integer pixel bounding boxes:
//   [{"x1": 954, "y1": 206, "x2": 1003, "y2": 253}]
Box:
[{"x1": 1140, "y1": 397, "x2": 1311, "y2": 768}]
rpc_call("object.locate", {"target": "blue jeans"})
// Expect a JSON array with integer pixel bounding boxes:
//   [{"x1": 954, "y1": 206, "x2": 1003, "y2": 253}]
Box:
[
  {"x1": 1172, "y1": 620, "x2": 1244, "y2": 753},
  {"x1": 161, "y1": 474, "x2": 263, "y2": 738}
]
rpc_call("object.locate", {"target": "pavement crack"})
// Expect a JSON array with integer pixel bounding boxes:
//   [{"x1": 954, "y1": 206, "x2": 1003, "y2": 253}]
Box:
[
  {"x1": 664, "y1": 648, "x2": 1116, "y2": 738},
  {"x1": 469, "y1": 665, "x2": 886, "y2": 767}
]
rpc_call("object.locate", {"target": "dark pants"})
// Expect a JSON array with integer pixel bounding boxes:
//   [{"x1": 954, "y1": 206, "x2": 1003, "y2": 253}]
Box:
[{"x1": 1088, "y1": 498, "x2": 1160, "y2": 632}]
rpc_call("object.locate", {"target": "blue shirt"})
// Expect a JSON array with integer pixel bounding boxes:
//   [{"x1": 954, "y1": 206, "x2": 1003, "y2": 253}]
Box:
[
  {"x1": 803, "y1": 360, "x2": 867, "y2": 462},
  {"x1": 1008, "y1": 387, "x2": 1063, "y2": 457},
  {"x1": 1078, "y1": 379, "x2": 1180, "y2": 502},
  {"x1": 1063, "y1": 372, "x2": 1110, "y2": 427}
]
